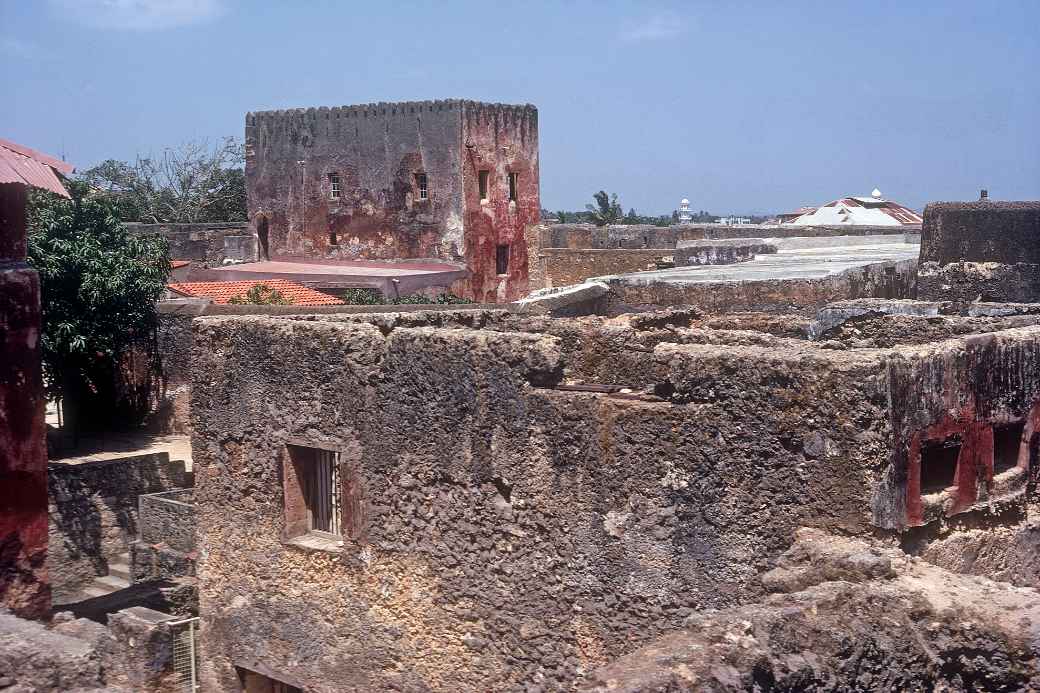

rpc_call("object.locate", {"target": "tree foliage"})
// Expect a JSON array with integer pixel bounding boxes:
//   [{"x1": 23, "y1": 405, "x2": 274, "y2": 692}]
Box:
[
  {"x1": 586, "y1": 190, "x2": 624, "y2": 226},
  {"x1": 80, "y1": 137, "x2": 246, "y2": 223},
  {"x1": 27, "y1": 180, "x2": 171, "y2": 431},
  {"x1": 227, "y1": 283, "x2": 293, "y2": 305}
]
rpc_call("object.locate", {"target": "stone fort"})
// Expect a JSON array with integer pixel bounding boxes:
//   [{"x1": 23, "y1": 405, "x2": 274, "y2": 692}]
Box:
[{"x1": 245, "y1": 99, "x2": 539, "y2": 303}]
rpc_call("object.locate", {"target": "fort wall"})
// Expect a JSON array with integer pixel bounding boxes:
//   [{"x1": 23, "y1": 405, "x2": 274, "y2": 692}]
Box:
[{"x1": 190, "y1": 311, "x2": 1039, "y2": 690}]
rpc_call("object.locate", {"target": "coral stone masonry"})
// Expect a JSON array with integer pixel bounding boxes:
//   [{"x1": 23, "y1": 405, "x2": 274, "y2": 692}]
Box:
[
  {"x1": 191, "y1": 306, "x2": 1040, "y2": 691},
  {"x1": 245, "y1": 100, "x2": 539, "y2": 302}
]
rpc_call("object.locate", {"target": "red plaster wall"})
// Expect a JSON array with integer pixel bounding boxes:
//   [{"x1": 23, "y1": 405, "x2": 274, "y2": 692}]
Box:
[
  {"x1": 0, "y1": 183, "x2": 50, "y2": 618},
  {"x1": 905, "y1": 401, "x2": 1038, "y2": 526},
  {"x1": 459, "y1": 104, "x2": 538, "y2": 303}
]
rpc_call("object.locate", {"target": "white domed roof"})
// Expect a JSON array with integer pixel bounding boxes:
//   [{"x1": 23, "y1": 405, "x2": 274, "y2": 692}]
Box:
[
  {"x1": 680, "y1": 198, "x2": 689, "y2": 204},
  {"x1": 871, "y1": 188, "x2": 882, "y2": 199}
]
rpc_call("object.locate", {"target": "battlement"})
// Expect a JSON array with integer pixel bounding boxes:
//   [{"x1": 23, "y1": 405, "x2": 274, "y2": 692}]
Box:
[{"x1": 246, "y1": 99, "x2": 536, "y2": 125}]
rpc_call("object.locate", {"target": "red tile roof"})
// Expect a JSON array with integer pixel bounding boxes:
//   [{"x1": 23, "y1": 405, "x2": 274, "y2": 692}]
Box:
[
  {"x1": 0, "y1": 137, "x2": 74, "y2": 197},
  {"x1": 170, "y1": 260, "x2": 192, "y2": 269},
  {"x1": 167, "y1": 279, "x2": 344, "y2": 306}
]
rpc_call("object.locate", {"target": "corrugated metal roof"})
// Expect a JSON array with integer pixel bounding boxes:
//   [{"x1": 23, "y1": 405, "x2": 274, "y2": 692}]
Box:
[
  {"x1": 791, "y1": 196, "x2": 922, "y2": 226},
  {"x1": 0, "y1": 137, "x2": 74, "y2": 197},
  {"x1": 167, "y1": 279, "x2": 345, "y2": 306}
]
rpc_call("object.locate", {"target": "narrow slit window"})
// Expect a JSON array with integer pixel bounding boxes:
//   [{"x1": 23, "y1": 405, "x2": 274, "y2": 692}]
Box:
[
  {"x1": 328, "y1": 172, "x2": 341, "y2": 200},
  {"x1": 496, "y1": 244, "x2": 510, "y2": 275},
  {"x1": 478, "y1": 170, "x2": 490, "y2": 201},
  {"x1": 508, "y1": 172, "x2": 519, "y2": 202},
  {"x1": 993, "y1": 422, "x2": 1025, "y2": 474},
  {"x1": 416, "y1": 173, "x2": 428, "y2": 200},
  {"x1": 920, "y1": 437, "x2": 960, "y2": 495}
]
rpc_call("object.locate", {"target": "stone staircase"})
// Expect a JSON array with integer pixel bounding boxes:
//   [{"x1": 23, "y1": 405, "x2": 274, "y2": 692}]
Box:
[{"x1": 77, "y1": 553, "x2": 131, "y2": 599}]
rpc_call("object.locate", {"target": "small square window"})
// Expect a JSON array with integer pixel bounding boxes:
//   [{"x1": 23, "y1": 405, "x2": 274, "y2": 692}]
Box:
[
  {"x1": 496, "y1": 244, "x2": 510, "y2": 275},
  {"x1": 478, "y1": 170, "x2": 490, "y2": 201},
  {"x1": 284, "y1": 445, "x2": 341, "y2": 538},
  {"x1": 508, "y1": 172, "x2": 519, "y2": 202},
  {"x1": 416, "y1": 173, "x2": 428, "y2": 200},
  {"x1": 993, "y1": 422, "x2": 1025, "y2": 474},
  {"x1": 328, "y1": 172, "x2": 341, "y2": 200},
  {"x1": 920, "y1": 437, "x2": 960, "y2": 495}
]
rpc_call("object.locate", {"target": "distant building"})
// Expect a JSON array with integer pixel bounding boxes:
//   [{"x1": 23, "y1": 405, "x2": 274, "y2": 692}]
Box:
[
  {"x1": 787, "y1": 189, "x2": 922, "y2": 226},
  {"x1": 245, "y1": 99, "x2": 539, "y2": 302},
  {"x1": 678, "y1": 198, "x2": 692, "y2": 223},
  {"x1": 717, "y1": 216, "x2": 752, "y2": 226},
  {"x1": 776, "y1": 207, "x2": 817, "y2": 224}
]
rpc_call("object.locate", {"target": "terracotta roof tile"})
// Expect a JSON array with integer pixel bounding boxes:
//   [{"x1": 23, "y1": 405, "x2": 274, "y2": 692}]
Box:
[{"x1": 167, "y1": 279, "x2": 344, "y2": 306}]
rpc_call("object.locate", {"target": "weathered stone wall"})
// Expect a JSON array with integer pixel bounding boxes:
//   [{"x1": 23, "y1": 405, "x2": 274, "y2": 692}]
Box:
[
  {"x1": 583, "y1": 529, "x2": 1040, "y2": 691},
  {"x1": 132, "y1": 489, "x2": 195, "y2": 584},
  {"x1": 542, "y1": 223, "x2": 916, "y2": 250},
  {"x1": 128, "y1": 222, "x2": 254, "y2": 267},
  {"x1": 139, "y1": 490, "x2": 194, "y2": 554},
  {"x1": 607, "y1": 258, "x2": 917, "y2": 314},
  {"x1": 189, "y1": 311, "x2": 1040, "y2": 691},
  {"x1": 245, "y1": 100, "x2": 538, "y2": 302},
  {"x1": 918, "y1": 201, "x2": 1040, "y2": 302},
  {"x1": 48, "y1": 454, "x2": 187, "y2": 602},
  {"x1": 0, "y1": 182, "x2": 49, "y2": 619},
  {"x1": 919, "y1": 201, "x2": 1040, "y2": 264},
  {"x1": 0, "y1": 606, "x2": 184, "y2": 692},
  {"x1": 673, "y1": 239, "x2": 776, "y2": 266},
  {"x1": 535, "y1": 248, "x2": 672, "y2": 288}
]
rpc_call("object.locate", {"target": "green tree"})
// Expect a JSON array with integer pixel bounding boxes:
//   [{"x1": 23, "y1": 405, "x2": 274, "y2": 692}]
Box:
[
  {"x1": 586, "y1": 191, "x2": 623, "y2": 226},
  {"x1": 227, "y1": 283, "x2": 294, "y2": 305},
  {"x1": 81, "y1": 137, "x2": 246, "y2": 223},
  {"x1": 27, "y1": 181, "x2": 171, "y2": 434}
]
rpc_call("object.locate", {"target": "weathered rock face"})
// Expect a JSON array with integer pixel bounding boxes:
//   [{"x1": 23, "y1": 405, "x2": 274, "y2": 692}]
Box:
[
  {"x1": 189, "y1": 309, "x2": 1040, "y2": 691},
  {"x1": 48, "y1": 454, "x2": 187, "y2": 602},
  {"x1": 918, "y1": 200, "x2": 1040, "y2": 302},
  {"x1": 245, "y1": 100, "x2": 538, "y2": 302},
  {"x1": 582, "y1": 529, "x2": 1040, "y2": 692},
  {"x1": 0, "y1": 182, "x2": 49, "y2": 619}
]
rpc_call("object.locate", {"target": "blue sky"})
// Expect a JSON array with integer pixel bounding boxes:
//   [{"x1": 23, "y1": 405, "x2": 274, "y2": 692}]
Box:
[{"x1": 2, "y1": 0, "x2": 1037, "y2": 214}]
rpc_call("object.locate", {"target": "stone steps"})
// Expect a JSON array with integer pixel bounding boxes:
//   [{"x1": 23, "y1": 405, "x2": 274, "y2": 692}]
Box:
[{"x1": 67, "y1": 554, "x2": 132, "y2": 602}]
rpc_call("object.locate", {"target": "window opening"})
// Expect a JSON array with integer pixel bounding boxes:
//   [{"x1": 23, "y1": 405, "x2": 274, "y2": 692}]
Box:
[
  {"x1": 508, "y1": 172, "x2": 518, "y2": 202},
  {"x1": 286, "y1": 446, "x2": 341, "y2": 537},
  {"x1": 328, "y1": 172, "x2": 341, "y2": 200},
  {"x1": 920, "y1": 436, "x2": 960, "y2": 494},
  {"x1": 416, "y1": 173, "x2": 428, "y2": 200},
  {"x1": 993, "y1": 422, "x2": 1025, "y2": 474},
  {"x1": 478, "y1": 170, "x2": 490, "y2": 201},
  {"x1": 496, "y1": 244, "x2": 510, "y2": 275}
]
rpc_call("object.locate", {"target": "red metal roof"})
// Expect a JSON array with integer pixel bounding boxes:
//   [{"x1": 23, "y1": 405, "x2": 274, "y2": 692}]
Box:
[
  {"x1": 167, "y1": 279, "x2": 344, "y2": 306},
  {"x1": 0, "y1": 137, "x2": 74, "y2": 197}
]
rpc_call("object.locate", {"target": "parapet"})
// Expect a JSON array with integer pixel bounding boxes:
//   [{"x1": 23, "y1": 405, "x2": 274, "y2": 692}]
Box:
[
  {"x1": 920, "y1": 199, "x2": 1040, "y2": 265},
  {"x1": 246, "y1": 99, "x2": 536, "y2": 126}
]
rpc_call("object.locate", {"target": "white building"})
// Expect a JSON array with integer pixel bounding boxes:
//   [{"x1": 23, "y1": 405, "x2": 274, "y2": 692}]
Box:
[
  {"x1": 787, "y1": 189, "x2": 922, "y2": 226},
  {"x1": 678, "y1": 198, "x2": 692, "y2": 223}
]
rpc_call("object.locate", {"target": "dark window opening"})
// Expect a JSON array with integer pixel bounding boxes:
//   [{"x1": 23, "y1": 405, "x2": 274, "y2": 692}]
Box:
[
  {"x1": 328, "y1": 172, "x2": 341, "y2": 200},
  {"x1": 496, "y1": 244, "x2": 510, "y2": 275},
  {"x1": 238, "y1": 667, "x2": 302, "y2": 693},
  {"x1": 478, "y1": 170, "x2": 490, "y2": 200},
  {"x1": 415, "y1": 173, "x2": 428, "y2": 200},
  {"x1": 286, "y1": 446, "x2": 341, "y2": 537},
  {"x1": 329, "y1": 231, "x2": 338, "y2": 246},
  {"x1": 920, "y1": 437, "x2": 960, "y2": 495},
  {"x1": 994, "y1": 422, "x2": 1025, "y2": 474},
  {"x1": 508, "y1": 172, "x2": 518, "y2": 202}
]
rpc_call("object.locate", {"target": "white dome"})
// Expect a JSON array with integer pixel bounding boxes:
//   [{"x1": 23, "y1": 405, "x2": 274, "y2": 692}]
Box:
[
  {"x1": 871, "y1": 188, "x2": 882, "y2": 199},
  {"x1": 680, "y1": 198, "x2": 690, "y2": 204}
]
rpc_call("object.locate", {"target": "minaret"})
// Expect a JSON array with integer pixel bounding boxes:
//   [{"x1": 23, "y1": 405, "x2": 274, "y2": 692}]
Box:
[{"x1": 678, "y1": 198, "x2": 692, "y2": 223}]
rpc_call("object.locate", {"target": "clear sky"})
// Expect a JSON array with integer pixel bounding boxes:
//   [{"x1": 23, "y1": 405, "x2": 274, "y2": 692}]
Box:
[{"x1": 2, "y1": 0, "x2": 1037, "y2": 215}]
